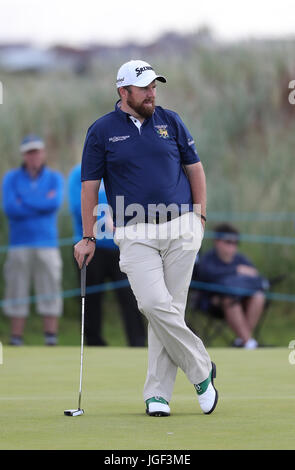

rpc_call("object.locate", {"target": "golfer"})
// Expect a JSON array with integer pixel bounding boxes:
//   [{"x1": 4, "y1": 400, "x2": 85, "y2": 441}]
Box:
[{"x1": 74, "y1": 59, "x2": 218, "y2": 416}]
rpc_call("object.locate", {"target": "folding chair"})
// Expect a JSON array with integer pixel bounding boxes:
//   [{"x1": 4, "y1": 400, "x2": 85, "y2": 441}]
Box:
[{"x1": 187, "y1": 290, "x2": 232, "y2": 346}]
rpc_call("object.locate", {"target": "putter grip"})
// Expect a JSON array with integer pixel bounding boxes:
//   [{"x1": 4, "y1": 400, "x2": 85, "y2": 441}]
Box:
[{"x1": 81, "y1": 258, "x2": 87, "y2": 298}]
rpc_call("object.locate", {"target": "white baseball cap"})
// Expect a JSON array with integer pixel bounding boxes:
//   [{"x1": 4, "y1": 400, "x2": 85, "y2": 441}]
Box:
[{"x1": 116, "y1": 59, "x2": 166, "y2": 88}]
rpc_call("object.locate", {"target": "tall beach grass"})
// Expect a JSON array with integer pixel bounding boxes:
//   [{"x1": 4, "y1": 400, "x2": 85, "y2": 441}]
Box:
[{"x1": 0, "y1": 39, "x2": 294, "y2": 343}]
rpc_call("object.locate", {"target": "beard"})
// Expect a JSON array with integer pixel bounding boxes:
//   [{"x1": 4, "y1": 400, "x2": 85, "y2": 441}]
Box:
[{"x1": 127, "y1": 95, "x2": 155, "y2": 119}]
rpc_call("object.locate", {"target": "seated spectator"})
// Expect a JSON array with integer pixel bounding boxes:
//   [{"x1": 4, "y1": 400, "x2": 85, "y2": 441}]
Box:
[
  {"x1": 2, "y1": 135, "x2": 64, "y2": 345},
  {"x1": 195, "y1": 223, "x2": 268, "y2": 349}
]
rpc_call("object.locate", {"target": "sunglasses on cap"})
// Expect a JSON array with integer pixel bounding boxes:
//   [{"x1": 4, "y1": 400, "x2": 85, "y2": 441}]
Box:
[{"x1": 215, "y1": 233, "x2": 239, "y2": 245}]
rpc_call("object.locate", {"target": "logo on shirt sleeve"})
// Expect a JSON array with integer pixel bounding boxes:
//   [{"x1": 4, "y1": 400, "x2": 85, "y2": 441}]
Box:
[{"x1": 155, "y1": 125, "x2": 169, "y2": 139}]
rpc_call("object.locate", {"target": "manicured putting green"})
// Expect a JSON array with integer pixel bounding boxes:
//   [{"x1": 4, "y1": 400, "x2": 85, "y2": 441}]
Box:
[{"x1": 1, "y1": 346, "x2": 294, "y2": 449}]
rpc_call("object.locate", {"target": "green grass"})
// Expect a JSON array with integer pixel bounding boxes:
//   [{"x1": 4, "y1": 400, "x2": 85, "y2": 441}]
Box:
[{"x1": 1, "y1": 347, "x2": 294, "y2": 450}]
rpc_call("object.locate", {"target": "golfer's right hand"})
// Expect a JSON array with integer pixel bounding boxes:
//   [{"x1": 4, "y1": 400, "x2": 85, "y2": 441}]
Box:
[{"x1": 74, "y1": 239, "x2": 96, "y2": 268}]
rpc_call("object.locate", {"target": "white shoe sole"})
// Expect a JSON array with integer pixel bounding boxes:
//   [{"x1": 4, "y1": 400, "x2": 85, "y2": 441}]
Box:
[{"x1": 146, "y1": 402, "x2": 170, "y2": 417}]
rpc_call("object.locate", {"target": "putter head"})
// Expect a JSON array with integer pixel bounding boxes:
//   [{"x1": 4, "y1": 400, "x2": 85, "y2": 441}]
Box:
[{"x1": 64, "y1": 408, "x2": 84, "y2": 417}]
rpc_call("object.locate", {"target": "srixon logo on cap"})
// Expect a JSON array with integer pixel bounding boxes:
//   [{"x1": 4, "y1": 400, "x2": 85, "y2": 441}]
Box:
[{"x1": 135, "y1": 66, "x2": 154, "y2": 77}]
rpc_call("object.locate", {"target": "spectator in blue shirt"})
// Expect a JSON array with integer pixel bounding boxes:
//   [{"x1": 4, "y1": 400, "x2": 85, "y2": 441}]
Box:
[
  {"x1": 68, "y1": 163, "x2": 146, "y2": 346},
  {"x1": 2, "y1": 135, "x2": 64, "y2": 346},
  {"x1": 195, "y1": 223, "x2": 267, "y2": 348}
]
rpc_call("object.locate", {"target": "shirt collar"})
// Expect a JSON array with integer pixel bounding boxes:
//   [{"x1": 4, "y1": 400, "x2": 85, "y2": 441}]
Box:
[{"x1": 115, "y1": 100, "x2": 130, "y2": 121}]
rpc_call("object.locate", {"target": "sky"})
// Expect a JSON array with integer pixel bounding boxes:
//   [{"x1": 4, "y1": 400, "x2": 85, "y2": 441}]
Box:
[{"x1": 0, "y1": 0, "x2": 294, "y2": 46}]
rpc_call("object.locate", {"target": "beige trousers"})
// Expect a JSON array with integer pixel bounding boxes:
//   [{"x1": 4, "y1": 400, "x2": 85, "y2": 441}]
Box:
[{"x1": 114, "y1": 212, "x2": 212, "y2": 403}]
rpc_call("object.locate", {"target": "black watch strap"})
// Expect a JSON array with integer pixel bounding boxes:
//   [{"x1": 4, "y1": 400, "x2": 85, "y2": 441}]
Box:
[{"x1": 83, "y1": 236, "x2": 96, "y2": 244}]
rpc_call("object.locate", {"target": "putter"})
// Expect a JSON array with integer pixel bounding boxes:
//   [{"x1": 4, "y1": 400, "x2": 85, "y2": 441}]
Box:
[{"x1": 64, "y1": 257, "x2": 87, "y2": 417}]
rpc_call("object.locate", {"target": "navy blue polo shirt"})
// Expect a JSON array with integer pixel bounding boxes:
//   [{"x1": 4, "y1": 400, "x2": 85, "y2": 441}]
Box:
[{"x1": 81, "y1": 101, "x2": 200, "y2": 226}]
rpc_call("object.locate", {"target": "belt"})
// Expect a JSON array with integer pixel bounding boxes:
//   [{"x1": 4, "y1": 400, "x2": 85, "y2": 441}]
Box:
[
  {"x1": 116, "y1": 211, "x2": 190, "y2": 227},
  {"x1": 144, "y1": 212, "x2": 182, "y2": 224}
]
